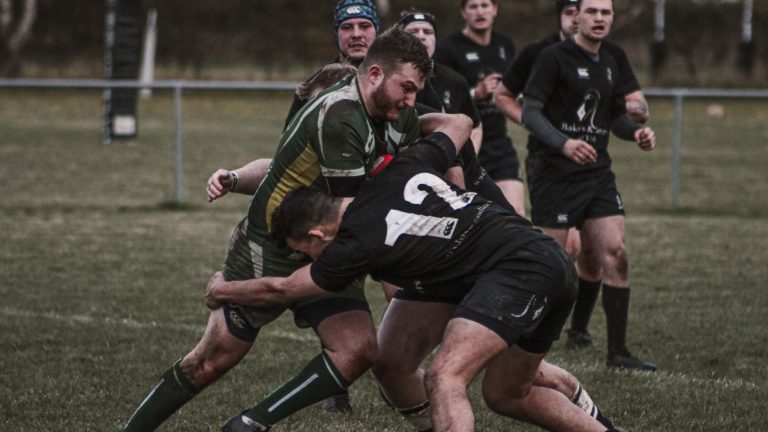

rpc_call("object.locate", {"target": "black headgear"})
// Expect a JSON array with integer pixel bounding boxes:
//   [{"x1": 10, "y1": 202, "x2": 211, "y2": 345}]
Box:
[
  {"x1": 396, "y1": 11, "x2": 437, "y2": 33},
  {"x1": 555, "y1": 0, "x2": 580, "y2": 16}
]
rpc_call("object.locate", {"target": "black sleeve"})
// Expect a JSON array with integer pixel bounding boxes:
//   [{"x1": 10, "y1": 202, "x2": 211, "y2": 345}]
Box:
[
  {"x1": 521, "y1": 98, "x2": 569, "y2": 151},
  {"x1": 523, "y1": 47, "x2": 559, "y2": 103},
  {"x1": 605, "y1": 43, "x2": 641, "y2": 96},
  {"x1": 502, "y1": 44, "x2": 537, "y2": 96},
  {"x1": 397, "y1": 131, "x2": 457, "y2": 175},
  {"x1": 310, "y1": 237, "x2": 369, "y2": 292},
  {"x1": 610, "y1": 114, "x2": 641, "y2": 141},
  {"x1": 452, "y1": 76, "x2": 481, "y2": 128}
]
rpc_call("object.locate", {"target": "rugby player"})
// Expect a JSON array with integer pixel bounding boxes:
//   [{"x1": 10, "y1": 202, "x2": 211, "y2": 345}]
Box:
[
  {"x1": 206, "y1": 130, "x2": 622, "y2": 432},
  {"x1": 520, "y1": 0, "x2": 657, "y2": 370}
]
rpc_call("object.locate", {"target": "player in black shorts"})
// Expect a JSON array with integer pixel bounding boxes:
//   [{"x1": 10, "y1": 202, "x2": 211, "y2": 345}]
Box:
[
  {"x1": 495, "y1": 0, "x2": 652, "y2": 351},
  {"x1": 434, "y1": 0, "x2": 526, "y2": 217},
  {"x1": 521, "y1": 0, "x2": 657, "y2": 370},
  {"x1": 207, "y1": 130, "x2": 622, "y2": 432}
]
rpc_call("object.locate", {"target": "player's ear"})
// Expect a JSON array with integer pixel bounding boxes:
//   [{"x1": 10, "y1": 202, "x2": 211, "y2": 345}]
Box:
[{"x1": 366, "y1": 64, "x2": 385, "y2": 86}]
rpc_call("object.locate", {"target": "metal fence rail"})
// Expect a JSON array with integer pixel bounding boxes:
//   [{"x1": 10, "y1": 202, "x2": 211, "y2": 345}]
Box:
[{"x1": 2, "y1": 79, "x2": 768, "y2": 206}]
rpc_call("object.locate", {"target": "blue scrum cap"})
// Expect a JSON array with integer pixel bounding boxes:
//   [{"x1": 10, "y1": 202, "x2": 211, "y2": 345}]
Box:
[{"x1": 334, "y1": 0, "x2": 381, "y2": 36}]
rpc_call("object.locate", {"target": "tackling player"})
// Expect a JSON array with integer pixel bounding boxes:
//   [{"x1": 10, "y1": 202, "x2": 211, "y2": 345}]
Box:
[
  {"x1": 206, "y1": 130, "x2": 623, "y2": 432},
  {"x1": 121, "y1": 29, "x2": 448, "y2": 432}
]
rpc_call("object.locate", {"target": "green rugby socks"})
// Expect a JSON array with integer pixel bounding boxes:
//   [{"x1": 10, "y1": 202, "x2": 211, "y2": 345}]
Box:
[
  {"x1": 243, "y1": 351, "x2": 350, "y2": 427},
  {"x1": 123, "y1": 359, "x2": 198, "y2": 432}
]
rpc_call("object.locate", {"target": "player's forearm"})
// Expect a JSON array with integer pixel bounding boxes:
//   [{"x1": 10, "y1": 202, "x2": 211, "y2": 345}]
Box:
[
  {"x1": 418, "y1": 112, "x2": 463, "y2": 136},
  {"x1": 210, "y1": 277, "x2": 289, "y2": 307},
  {"x1": 610, "y1": 114, "x2": 641, "y2": 141},
  {"x1": 521, "y1": 98, "x2": 569, "y2": 151},
  {"x1": 494, "y1": 84, "x2": 523, "y2": 125},
  {"x1": 231, "y1": 158, "x2": 271, "y2": 195}
]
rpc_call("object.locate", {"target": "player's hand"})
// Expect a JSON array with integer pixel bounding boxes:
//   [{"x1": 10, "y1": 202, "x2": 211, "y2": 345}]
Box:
[
  {"x1": 207, "y1": 169, "x2": 234, "y2": 203},
  {"x1": 474, "y1": 72, "x2": 502, "y2": 101},
  {"x1": 205, "y1": 271, "x2": 226, "y2": 310},
  {"x1": 562, "y1": 139, "x2": 597, "y2": 165},
  {"x1": 635, "y1": 127, "x2": 656, "y2": 151}
]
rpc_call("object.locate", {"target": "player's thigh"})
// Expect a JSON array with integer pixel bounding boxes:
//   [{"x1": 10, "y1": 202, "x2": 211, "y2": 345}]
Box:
[
  {"x1": 428, "y1": 318, "x2": 508, "y2": 386},
  {"x1": 377, "y1": 298, "x2": 456, "y2": 369}
]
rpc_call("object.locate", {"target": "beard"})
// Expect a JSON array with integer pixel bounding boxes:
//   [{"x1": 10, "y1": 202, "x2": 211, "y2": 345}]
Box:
[{"x1": 372, "y1": 83, "x2": 402, "y2": 121}]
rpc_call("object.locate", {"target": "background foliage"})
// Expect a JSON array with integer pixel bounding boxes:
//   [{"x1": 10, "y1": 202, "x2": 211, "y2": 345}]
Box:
[{"x1": 4, "y1": 0, "x2": 767, "y2": 85}]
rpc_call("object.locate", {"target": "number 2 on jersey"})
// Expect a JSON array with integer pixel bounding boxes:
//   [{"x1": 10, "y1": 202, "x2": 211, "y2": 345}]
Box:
[{"x1": 384, "y1": 173, "x2": 476, "y2": 246}]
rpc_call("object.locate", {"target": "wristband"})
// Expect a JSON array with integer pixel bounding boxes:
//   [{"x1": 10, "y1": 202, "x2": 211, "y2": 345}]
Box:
[{"x1": 229, "y1": 171, "x2": 239, "y2": 192}]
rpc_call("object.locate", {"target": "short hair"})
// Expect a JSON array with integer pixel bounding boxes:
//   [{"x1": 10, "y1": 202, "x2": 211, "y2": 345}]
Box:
[
  {"x1": 270, "y1": 187, "x2": 340, "y2": 249},
  {"x1": 295, "y1": 63, "x2": 358, "y2": 101},
  {"x1": 359, "y1": 28, "x2": 433, "y2": 79},
  {"x1": 461, "y1": 0, "x2": 496, "y2": 8}
]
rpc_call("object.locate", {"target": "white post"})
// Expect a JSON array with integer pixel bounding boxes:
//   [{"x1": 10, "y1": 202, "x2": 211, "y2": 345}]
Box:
[
  {"x1": 742, "y1": 0, "x2": 753, "y2": 43},
  {"x1": 654, "y1": 0, "x2": 665, "y2": 43},
  {"x1": 139, "y1": 8, "x2": 157, "y2": 99}
]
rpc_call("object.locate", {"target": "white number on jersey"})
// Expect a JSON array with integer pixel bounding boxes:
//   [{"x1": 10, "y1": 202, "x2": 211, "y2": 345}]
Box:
[{"x1": 384, "y1": 173, "x2": 476, "y2": 246}]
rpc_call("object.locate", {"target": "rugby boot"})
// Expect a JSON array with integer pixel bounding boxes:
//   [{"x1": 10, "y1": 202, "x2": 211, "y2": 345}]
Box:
[
  {"x1": 565, "y1": 329, "x2": 594, "y2": 348},
  {"x1": 221, "y1": 411, "x2": 270, "y2": 432},
  {"x1": 321, "y1": 391, "x2": 352, "y2": 414},
  {"x1": 606, "y1": 351, "x2": 657, "y2": 371}
]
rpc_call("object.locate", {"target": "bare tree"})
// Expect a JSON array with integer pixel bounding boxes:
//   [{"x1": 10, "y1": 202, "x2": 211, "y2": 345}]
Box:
[{"x1": 0, "y1": 0, "x2": 37, "y2": 76}]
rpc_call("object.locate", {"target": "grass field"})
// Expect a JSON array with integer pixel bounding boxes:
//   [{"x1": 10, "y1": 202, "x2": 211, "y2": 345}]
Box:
[{"x1": 1, "y1": 88, "x2": 767, "y2": 431}]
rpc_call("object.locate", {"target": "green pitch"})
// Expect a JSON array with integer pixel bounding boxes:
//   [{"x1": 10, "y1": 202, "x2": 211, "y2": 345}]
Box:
[{"x1": 1, "y1": 88, "x2": 766, "y2": 431}]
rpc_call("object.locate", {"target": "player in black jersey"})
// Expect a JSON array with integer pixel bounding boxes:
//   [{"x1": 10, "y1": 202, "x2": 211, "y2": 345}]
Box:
[
  {"x1": 397, "y1": 9, "x2": 483, "y2": 154},
  {"x1": 521, "y1": 0, "x2": 657, "y2": 371},
  {"x1": 433, "y1": 0, "x2": 526, "y2": 218},
  {"x1": 207, "y1": 131, "x2": 622, "y2": 432},
  {"x1": 496, "y1": 1, "x2": 651, "y2": 351}
]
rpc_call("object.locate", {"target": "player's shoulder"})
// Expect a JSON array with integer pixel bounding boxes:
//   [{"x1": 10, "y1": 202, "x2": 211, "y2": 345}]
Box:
[
  {"x1": 491, "y1": 31, "x2": 514, "y2": 47},
  {"x1": 435, "y1": 63, "x2": 470, "y2": 87},
  {"x1": 601, "y1": 41, "x2": 627, "y2": 57}
]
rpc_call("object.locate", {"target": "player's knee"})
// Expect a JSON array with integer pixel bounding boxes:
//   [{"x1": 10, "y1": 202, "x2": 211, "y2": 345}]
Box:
[
  {"x1": 482, "y1": 380, "x2": 532, "y2": 415},
  {"x1": 336, "y1": 332, "x2": 379, "y2": 374},
  {"x1": 604, "y1": 243, "x2": 628, "y2": 276},
  {"x1": 181, "y1": 353, "x2": 238, "y2": 388}
]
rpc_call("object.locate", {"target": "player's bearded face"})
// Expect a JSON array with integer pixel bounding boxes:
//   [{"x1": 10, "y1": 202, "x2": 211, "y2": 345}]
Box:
[{"x1": 371, "y1": 64, "x2": 422, "y2": 121}]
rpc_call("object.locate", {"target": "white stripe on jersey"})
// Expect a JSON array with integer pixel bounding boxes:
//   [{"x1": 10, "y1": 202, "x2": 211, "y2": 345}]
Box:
[{"x1": 321, "y1": 166, "x2": 366, "y2": 177}]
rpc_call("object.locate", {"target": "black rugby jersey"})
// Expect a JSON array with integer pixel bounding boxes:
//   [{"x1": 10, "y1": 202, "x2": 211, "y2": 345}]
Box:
[
  {"x1": 310, "y1": 135, "x2": 545, "y2": 298},
  {"x1": 523, "y1": 38, "x2": 627, "y2": 181},
  {"x1": 503, "y1": 34, "x2": 640, "y2": 98},
  {"x1": 417, "y1": 63, "x2": 481, "y2": 128},
  {"x1": 434, "y1": 31, "x2": 514, "y2": 140}
]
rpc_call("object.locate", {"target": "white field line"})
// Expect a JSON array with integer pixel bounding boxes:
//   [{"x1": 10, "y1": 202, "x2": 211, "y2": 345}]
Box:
[
  {"x1": 0, "y1": 306, "x2": 316, "y2": 343},
  {"x1": 0, "y1": 306, "x2": 759, "y2": 391}
]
